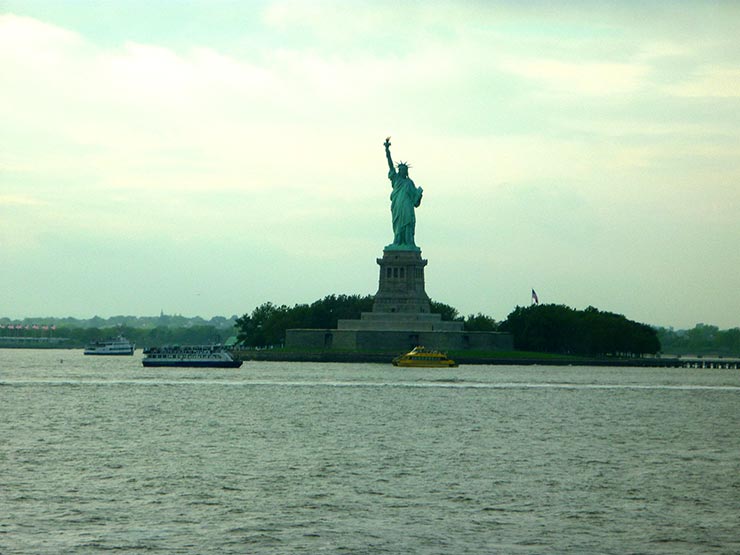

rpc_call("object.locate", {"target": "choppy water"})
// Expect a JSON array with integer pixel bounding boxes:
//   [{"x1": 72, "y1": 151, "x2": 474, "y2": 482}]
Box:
[{"x1": 2, "y1": 349, "x2": 739, "y2": 554}]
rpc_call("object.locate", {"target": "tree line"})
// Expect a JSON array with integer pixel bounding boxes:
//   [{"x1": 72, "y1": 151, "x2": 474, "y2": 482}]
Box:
[
  {"x1": 235, "y1": 294, "x2": 499, "y2": 348},
  {"x1": 656, "y1": 324, "x2": 740, "y2": 356},
  {"x1": 38, "y1": 325, "x2": 229, "y2": 349},
  {"x1": 499, "y1": 304, "x2": 660, "y2": 356},
  {"x1": 235, "y1": 295, "x2": 374, "y2": 347},
  {"x1": 0, "y1": 314, "x2": 237, "y2": 330},
  {"x1": 235, "y1": 295, "x2": 659, "y2": 356},
  {"x1": 10, "y1": 302, "x2": 738, "y2": 356}
]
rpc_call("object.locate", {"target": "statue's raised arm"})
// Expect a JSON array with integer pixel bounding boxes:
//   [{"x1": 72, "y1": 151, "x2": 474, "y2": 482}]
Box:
[{"x1": 384, "y1": 136, "x2": 395, "y2": 173}]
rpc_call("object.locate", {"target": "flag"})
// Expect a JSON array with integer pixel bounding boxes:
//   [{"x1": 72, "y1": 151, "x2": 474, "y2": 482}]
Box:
[{"x1": 531, "y1": 289, "x2": 539, "y2": 305}]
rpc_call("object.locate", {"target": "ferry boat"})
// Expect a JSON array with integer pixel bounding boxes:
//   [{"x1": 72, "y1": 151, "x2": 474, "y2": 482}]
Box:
[
  {"x1": 84, "y1": 335, "x2": 135, "y2": 355},
  {"x1": 392, "y1": 346, "x2": 458, "y2": 368},
  {"x1": 142, "y1": 344, "x2": 242, "y2": 368}
]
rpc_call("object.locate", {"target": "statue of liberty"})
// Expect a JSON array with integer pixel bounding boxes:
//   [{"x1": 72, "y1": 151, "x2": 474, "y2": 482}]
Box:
[{"x1": 384, "y1": 137, "x2": 423, "y2": 251}]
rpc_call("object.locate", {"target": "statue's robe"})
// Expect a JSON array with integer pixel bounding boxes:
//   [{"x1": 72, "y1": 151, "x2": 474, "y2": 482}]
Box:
[{"x1": 388, "y1": 168, "x2": 423, "y2": 247}]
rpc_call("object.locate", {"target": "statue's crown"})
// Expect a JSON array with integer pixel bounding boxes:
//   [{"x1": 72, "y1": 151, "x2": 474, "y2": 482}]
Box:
[{"x1": 396, "y1": 161, "x2": 410, "y2": 169}]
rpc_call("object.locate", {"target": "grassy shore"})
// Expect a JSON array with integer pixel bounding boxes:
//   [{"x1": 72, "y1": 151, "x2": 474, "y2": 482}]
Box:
[{"x1": 233, "y1": 347, "x2": 670, "y2": 366}]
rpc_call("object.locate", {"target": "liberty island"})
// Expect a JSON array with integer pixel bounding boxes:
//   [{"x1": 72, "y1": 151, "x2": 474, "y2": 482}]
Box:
[{"x1": 286, "y1": 138, "x2": 512, "y2": 352}]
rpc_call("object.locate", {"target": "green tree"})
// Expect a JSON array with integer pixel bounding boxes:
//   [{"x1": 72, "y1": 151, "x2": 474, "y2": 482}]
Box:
[
  {"x1": 500, "y1": 304, "x2": 660, "y2": 356},
  {"x1": 235, "y1": 295, "x2": 375, "y2": 348},
  {"x1": 686, "y1": 324, "x2": 719, "y2": 353},
  {"x1": 463, "y1": 313, "x2": 498, "y2": 332},
  {"x1": 429, "y1": 300, "x2": 461, "y2": 322},
  {"x1": 236, "y1": 302, "x2": 290, "y2": 347}
]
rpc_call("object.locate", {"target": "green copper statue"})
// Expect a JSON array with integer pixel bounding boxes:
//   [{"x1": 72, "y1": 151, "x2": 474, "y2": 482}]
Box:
[{"x1": 384, "y1": 137, "x2": 423, "y2": 251}]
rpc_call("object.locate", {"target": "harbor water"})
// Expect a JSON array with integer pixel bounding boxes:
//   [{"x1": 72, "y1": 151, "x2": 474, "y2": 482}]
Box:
[{"x1": 2, "y1": 349, "x2": 739, "y2": 554}]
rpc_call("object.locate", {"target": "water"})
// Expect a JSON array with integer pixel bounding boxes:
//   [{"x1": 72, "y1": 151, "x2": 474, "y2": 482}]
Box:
[{"x1": 2, "y1": 350, "x2": 739, "y2": 554}]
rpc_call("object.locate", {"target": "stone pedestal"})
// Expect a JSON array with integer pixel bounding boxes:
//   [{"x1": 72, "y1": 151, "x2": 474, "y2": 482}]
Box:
[
  {"x1": 372, "y1": 249, "x2": 431, "y2": 314},
  {"x1": 286, "y1": 247, "x2": 513, "y2": 353},
  {"x1": 337, "y1": 249, "x2": 464, "y2": 333}
]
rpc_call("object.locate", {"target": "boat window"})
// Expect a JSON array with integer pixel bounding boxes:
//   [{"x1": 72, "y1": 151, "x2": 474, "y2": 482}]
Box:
[
  {"x1": 400, "y1": 267, "x2": 405, "y2": 279},
  {"x1": 393, "y1": 268, "x2": 399, "y2": 278}
]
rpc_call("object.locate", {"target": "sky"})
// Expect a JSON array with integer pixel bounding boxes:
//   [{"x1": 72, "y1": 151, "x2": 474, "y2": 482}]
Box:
[{"x1": 2, "y1": 0, "x2": 739, "y2": 329}]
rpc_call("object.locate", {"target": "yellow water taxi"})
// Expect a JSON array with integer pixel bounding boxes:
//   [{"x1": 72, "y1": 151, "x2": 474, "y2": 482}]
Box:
[{"x1": 392, "y1": 346, "x2": 458, "y2": 368}]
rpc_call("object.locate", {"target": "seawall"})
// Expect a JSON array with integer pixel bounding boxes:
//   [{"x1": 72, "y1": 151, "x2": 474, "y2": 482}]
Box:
[{"x1": 234, "y1": 350, "x2": 738, "y2": 368}]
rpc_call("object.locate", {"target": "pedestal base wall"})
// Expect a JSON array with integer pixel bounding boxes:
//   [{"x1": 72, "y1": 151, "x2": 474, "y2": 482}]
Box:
[{"x1": 286, "y1": 328, "x2": 513, "y2": 352}]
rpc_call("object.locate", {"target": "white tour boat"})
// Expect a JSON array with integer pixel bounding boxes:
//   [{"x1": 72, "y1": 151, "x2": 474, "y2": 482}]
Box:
[{"x1": 84, "y1": 335, "x2": 136, "y2": 355}]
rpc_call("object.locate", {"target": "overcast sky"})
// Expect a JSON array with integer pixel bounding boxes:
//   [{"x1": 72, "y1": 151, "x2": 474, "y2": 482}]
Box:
[{"x1": 2, "y1": 1, "x2": 739, "y2": 329}]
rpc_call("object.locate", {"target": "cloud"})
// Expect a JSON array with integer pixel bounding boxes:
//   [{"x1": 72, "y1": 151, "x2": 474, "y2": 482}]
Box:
[
  {"x1": 666, "y1": 65, "x2": 740, "y2": 98},
  {"x1": 0, "y1": 194, "x2": 44, "y2": 207},
  {"x1": 0, "y1": 10, "x2": 472, "y2": 205},
  {"x1": 0, "y1": 13, "x2": 82, "y2": 51},
  {"x1": 498, "y1": 56, "x2": 649, "y2": 96}
]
